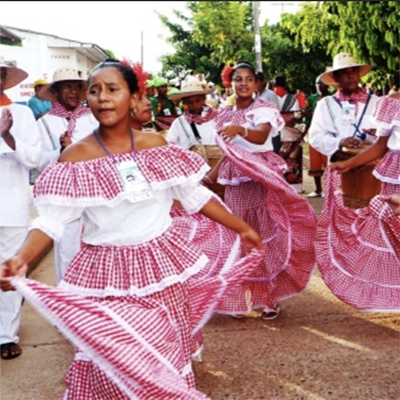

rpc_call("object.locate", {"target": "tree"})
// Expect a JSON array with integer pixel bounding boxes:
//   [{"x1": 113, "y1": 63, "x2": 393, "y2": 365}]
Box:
[
  {"x1": 157, "y1": 7, "x2": 222, "y2": 84},
  {"x1": 282, "y1": 1, "x2": 400, "y2": 88},
  {"x1": 261, "y1": 5, "x2": 331, "y2": 92},
  {"x1": 189, "y1": 1, "x2": 255, "y2": 64}
]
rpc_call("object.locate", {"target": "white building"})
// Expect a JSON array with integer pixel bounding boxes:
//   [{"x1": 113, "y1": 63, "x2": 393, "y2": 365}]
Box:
[{"x1": 0, "y1": 25, "x2": 109, "y2": 103}]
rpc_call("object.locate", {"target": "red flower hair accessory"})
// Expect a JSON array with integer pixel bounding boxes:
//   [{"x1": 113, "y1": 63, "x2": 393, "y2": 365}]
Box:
[{"x1": 121, "y1": 59, "x2": 149, "y2": 97}]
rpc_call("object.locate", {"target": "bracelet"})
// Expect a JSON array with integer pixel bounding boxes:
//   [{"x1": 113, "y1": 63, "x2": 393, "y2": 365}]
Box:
[{"x1": 243, "y1": 126, "x2": 248, "y2": 138}]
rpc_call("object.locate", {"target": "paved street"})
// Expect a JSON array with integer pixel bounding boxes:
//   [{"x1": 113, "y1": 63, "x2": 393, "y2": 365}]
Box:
[{"x1": 1, "y1": 170, "x2": 399, "y2": 400}]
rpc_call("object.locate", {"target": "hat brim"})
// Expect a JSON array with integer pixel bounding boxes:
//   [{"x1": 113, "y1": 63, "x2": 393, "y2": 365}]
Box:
[
  {"x1": 320, "y1": 64, "x2": 372, "y2": 86},
  {"x1": 169, "y1": 88, "x2": 214, "y2": 102},
  {"x1": 0, "y1": 65, "x2": 28, "y2": 90},
  {"x1": 39, "y1": 79, "x2": 88, "y2": 103}
]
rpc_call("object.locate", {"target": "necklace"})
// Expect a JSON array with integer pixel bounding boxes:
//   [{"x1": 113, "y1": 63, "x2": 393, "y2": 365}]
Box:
[{"x1": 93, "y1": 128, "x2": 136, "y2": 163}]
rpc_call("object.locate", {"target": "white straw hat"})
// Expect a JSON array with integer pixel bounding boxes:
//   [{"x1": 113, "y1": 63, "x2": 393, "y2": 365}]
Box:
[
  {"x1": 39, "y1": 66, "x2": 87, "y2": 102},
  {"x1": 320, "y1": 53, "x2": 371, "y2": 86},
  {"x1": 0, "y1": 58, "x2": 28, "y2": 90},
  {"x1": 169, "y1": 79, "x2": 215, "y2": 102}
]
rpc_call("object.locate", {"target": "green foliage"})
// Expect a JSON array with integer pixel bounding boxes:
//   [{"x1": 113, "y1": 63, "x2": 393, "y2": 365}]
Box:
[
  {"x1": 157, "y1": 8, "x2": 221, "y2": 83},
  {"x1": 284, "y1": 1, "x2": 400, "y2": 87},
  {"x1": 261, "y1": 21, "x2": 331, "y2": 94},
  {"x1": 104, "y1": 49, "x2": 116, "y2": 59}
]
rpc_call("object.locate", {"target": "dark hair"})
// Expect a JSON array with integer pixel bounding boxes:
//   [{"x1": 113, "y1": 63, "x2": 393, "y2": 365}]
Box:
[
  {"x1": 255, "y1": 71, "x2": 265, "y2": 81},
  {"x1": 274, "y1": 76, "x2": 287, "y2": 87},
  {"x1": 88, "y1": 58, "x2": 139, "y2": 94},
  {"x1": 230, "y1": 62, "x2": 256, "y2": 81}
]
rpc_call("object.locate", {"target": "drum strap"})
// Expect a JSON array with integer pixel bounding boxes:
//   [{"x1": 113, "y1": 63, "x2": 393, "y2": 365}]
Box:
[
  {"x1": 190, "y1": 122, "x2": 202, "y2": 141},
  {"x1": 328, "y1": 94, "x2": 371, "y2": 138},
  {"x1": 351, "y1": 94, "x2": 371, "y2": 139},
  {"x1": 179, "y1": 116, "x2": 203, "y2": 145}
]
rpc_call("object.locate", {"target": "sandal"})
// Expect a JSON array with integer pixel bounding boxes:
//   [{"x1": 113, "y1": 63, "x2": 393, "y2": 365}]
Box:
[
  {"x1": 231, "y1": 314, "x2": 246, "y2": 319},
  {"x1": 261, "y1": 305, "x2": 281, "y2": 321},
  {"x1": 1, "y1": 342, "x2": 22, "y2": 360}
]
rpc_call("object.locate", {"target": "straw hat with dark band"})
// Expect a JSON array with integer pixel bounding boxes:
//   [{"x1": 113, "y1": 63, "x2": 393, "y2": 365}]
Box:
[
  {"x1": 169, "y1": 79, "x2": 214, "y2": 102},
  {"x1": 0, "y1": 62, "x2": 28, "y2": 90},
  {"x1": 38, "y1": 66, "x2": 87, "y2": 103},
  {"x1": 320, "y1": 53, "x2": 371, "y2": 86}
]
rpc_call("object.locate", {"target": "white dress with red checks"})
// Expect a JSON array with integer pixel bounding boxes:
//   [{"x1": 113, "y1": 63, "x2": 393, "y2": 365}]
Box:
[
  {"x1": 213, "y1": 100, "x2": 317, "y2": 314},
  {"x1": 316, "y1": 96, "x2": 400, "y2": 311},
  {"x1": 28, "y1": 143, "x2": 262, "y2": 399}
]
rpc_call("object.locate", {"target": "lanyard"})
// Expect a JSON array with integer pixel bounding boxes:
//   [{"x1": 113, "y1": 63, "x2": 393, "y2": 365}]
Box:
[{"x1": 93, "y1": 128, "x2": 136, "y2": 163}]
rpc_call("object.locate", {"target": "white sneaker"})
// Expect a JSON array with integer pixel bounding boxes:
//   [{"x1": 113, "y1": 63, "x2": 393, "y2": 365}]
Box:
[{"x1": 307, "y1": 191, "x2": 322, "y2": 198}]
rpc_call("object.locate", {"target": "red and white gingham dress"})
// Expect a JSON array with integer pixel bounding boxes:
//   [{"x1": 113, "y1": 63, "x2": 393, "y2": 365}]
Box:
[
  {"x1": 213, "y1": 102, "x2": 317, "y2": 314},
  {"x1": 27, "y1": 143, "x2": 262, "y2": 399},
  {"x1": 316, "y1": 97, "x2": 400, "y2": 311}
]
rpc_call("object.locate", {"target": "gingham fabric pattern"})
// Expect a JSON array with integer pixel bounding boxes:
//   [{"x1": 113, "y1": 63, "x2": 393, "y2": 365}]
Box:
[
  {"x1": 215, "y1": 99, "x2": 286, "y2": 184},
  {"x1": 48, "y1": 101, "x2": 92, "y2": 136},
  {"x1": 184, "y1": 106, "x2": 218, "y2": 125},
  {"x1": 171, "y1": 194, "x2": 262, "y2": 332},
  {"x1": 335, "y1": 87, "x2": 370, "y2": 104},
  {"x1": 213, "y1": 135, "x2": 317, "y2": 314},
  {"x1": 12, "y1": 278, "x2": 211, "y2": 400},
  {"x1": 28, "y1": 142, "x2": 264, "y2": 396},
  {"x1": 335, "y1": 87, "x2": 370, "y2": 116},
  {"x1": 373, "y1": 150, "x2": 400, "y2": 186},
  {"x1": 370, "y1": 96, "x2": 400, "y2": 129},
  {"x1": 316, "y1": 169, "x2": 400, "y2": 311},
  {"x1": 215, "y1": 99, "x2": 284, "y2": 133},
  {"x1": 155, "y1": 115, "x2": 178, "y2": 131},
  {"x1": 33, "y1": 143, "x2": 209, "y2": 207}
]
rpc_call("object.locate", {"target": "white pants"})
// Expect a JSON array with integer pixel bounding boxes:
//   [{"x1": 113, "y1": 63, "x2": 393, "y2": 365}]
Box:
[
  {"x1": 55, "y1": 219, "x2": 82, "y2": 284},
  {"x1": 0, "y1": 226, "x2": 27, "y2": 345}
]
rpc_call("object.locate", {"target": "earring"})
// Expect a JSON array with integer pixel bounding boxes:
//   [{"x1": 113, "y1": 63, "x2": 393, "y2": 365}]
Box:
[{"x1": 130, "y1": 107, "x2": 137, "y2": 118}]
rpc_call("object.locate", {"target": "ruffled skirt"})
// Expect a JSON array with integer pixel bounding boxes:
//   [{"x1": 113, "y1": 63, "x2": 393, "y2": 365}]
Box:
[
  {"x1": 316, "y1": 169, "x2": 400, "y2": 311},
  {"x1": 214, "y1": 137, "x2": 317, "y2": 314}
]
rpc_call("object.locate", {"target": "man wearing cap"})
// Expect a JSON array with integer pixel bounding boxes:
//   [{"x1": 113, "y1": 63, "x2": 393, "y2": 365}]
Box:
[
  {"x1": 308, "y1": 53, "x2": 378, "y2": 160},
  {"x1": 0, "y1": 61, "x2": 42, "y2": 359},
  {"x1": 150, "y1": 77, "x2": 177, "y2": 117},
  {"x1": 27, "y1": 79, "x2": 52, "y2": 120},
  {"x1": 145, "y1": 79, "x2": 156, "y2": 99},
  {"x1": 36, "y1": 66, "x2": 98, "y2": 284},
  {"x1": 166, "y1": 79, "x2": 218, "y2": 150},
  {"x1": 150, "y1": 77, "x2": 178, "y2": 131}
]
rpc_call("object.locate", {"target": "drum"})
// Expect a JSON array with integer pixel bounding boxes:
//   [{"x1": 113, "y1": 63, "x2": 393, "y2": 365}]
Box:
[
  {"x1": 332, "y1": 142, "x2": 381, "y2": 209},
  {"x1": 190, "y1": 144, "x2": 225, "y2": 200}
]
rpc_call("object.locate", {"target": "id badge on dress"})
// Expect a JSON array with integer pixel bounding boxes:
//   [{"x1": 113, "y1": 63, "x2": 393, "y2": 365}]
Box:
[
  {"x1": 342, "y1": 101, "x2": 355, "y2": 125},
  {"x1": 117, "y1": 160, "x2": 154, "y2": 202}
]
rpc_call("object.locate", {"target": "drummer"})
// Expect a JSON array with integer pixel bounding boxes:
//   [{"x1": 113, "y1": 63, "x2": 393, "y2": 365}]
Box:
[
  {"x1": 308, "y1": 53, "x2": 379, "y2": 161},
  {"x1": 166, "y1": 78, "x2": 218, "y2": 151}
]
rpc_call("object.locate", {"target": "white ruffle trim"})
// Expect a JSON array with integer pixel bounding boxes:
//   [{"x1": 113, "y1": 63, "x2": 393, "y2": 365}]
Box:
[
  {"x1": 179, "y1": 185, "x2": 213, "y2": 215},
  {"x1": 58, "y1": 253, "x2": 209, "y2": 298},
  {"x1": 33, "y1": 165, "x2": 210, "y2": 208},
  {"x1": 29, "y1": 216, "x2": 64, "y2": 242},
  {"x1": 373, "y1": 170, "x2": 400, "y2": 184},
  {"x1": 217, "y1": 176, "x2": 252, "y2": 186}
]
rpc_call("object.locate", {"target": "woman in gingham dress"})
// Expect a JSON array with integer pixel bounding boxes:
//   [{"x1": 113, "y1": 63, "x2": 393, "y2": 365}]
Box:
[
  {"x1": 205, "y1": 62, "x2": 317, "y2": 320},
  {"x1": 0, "y1": 60, "x2": 264, "y2": 399},
  {"x1": 323, "y1": 93, "x2": 400, "y2": 311}
]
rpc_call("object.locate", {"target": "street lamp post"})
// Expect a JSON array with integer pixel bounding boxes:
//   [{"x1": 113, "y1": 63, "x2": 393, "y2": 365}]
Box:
[{"x1": 253, "y1": 1, "x2": 262, "y2": 72}]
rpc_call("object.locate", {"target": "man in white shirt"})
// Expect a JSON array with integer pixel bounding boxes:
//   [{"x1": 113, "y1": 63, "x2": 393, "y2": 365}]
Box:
[
  {"x1": 36, "y1": 66, "x2": 98, "y2": 283},
  {"x1": 0, "y1": 62, "x2": 42, "y2": 359},
  {"x1": 255, "y1": 71, "x2": 279, "y2": 108},
  {"x1": 167, "y1": 79, "x2": 218, "y2": 150},
  {"x1": 309, "y1": 53, "x2": 378, "y2": 160},
  {"x1": 167, "y1": 79, "x2": 224, "y2": 198}
]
